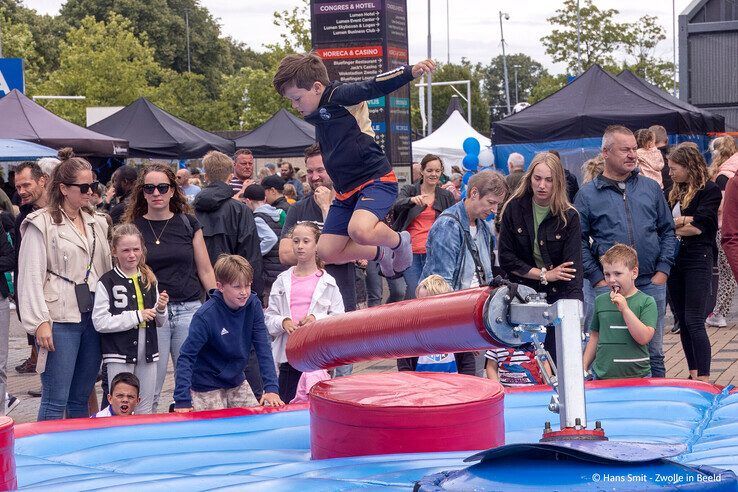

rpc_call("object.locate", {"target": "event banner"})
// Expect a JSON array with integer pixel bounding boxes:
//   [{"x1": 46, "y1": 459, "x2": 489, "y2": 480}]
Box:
[{"x1": 311, "y1": 0, "x2": 412, "y2": 170}]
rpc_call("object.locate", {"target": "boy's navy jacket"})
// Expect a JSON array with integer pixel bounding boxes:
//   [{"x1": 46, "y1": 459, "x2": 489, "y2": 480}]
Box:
[
  {"x1": 304, "y1": 65, "x2": 415, "y2": 195},
  {"x1": 174, "y1": 290, "x2": 278, "y2": 408}
]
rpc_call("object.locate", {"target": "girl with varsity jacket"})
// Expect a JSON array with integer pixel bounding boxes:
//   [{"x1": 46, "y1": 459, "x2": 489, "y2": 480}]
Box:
[{"x1": 92, "y1": 224, "x2": 168, "y2": 414}]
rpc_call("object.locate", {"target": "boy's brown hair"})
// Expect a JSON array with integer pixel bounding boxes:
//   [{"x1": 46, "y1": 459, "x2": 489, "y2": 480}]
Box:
[
  {"x1": 214, "y1": 254, "x2": 254, "y2": 285},
  {"x1": 600, "y1": 244, "x2": 639, "y2": 270},
  {"x1": 273, "y1": 53, "x2": 331, "y2": 95}
]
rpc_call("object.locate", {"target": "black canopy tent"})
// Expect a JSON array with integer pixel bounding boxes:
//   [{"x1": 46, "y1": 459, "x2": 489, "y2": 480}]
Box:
[
  {"x1": 491, "y1": 65, "x2": 724, "y2": 174},
  {"x1": 0, "y1": 90, "x2": 128, "y2": 157},
  {"x1": 615, "y1": 70, "x2": 725, "y2": 133},
  {"x1": 234, "y1": 109, "x2": 315, "y2": 157},
  {"x1": 89, "y1": 98, "x2": 235, "y2": 159}
]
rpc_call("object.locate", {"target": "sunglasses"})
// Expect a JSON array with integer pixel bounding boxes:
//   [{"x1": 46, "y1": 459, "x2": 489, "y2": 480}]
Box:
[
  {"x1": 142, "y1": 183, "x2": 173, "y2": 195},
  {"x1": 64, "y1": 182, "x2": 99, "y2": 194}
]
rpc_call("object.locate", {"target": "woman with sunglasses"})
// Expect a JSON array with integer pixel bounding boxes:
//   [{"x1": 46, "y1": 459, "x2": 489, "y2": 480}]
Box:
[
  {"x1": 18, "y1": 148, "x2": 112, "y2": 420},
  {"x1": 124, "y1": 163, "x2": 216, "y2": 412}
]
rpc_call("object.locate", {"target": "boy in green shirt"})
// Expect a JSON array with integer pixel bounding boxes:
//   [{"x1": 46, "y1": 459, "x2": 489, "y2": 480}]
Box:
[{"x1": 583, "y1": 244, "x2": 657, "y2": 379}]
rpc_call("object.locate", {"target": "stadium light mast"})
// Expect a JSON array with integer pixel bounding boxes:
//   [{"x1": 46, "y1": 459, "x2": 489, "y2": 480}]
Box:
[{"x1": 499, "y1": 11, "x2": 511, "y2": 115}]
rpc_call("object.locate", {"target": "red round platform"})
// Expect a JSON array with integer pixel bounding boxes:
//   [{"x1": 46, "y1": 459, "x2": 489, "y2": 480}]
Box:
[
  {"x1": 0, "y1": 417, "x2": 16, "y2": 490},
  {"x1": 309, "y1": 372, "x2": 505, "y2": 459}
]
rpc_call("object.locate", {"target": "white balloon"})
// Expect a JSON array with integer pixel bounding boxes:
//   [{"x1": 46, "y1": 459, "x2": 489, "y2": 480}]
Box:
[{"x1": 478, "y1": 147, "x2": 495, "y2": 168}]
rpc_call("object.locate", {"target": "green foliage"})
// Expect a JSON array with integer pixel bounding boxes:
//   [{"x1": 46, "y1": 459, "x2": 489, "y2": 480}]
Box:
[
  {"x1": 271, "y1": 0, "x2": 311, "y2": 54},
  {"x1": 542, "y1": 0, "x2": 626, "y2": 73},
  {"x1": 0, "y1": 7, "x2": 42, "y2": 88},
  {"x1": 221, "y1": 67, "x2": 294, "y2": 130},
  {"x1": 621, "y1": 15, "x2": 676, "y2": 92},
  {"x1": 150, "y1": 71, "x2": 231, "y2": 131},
  {"x1": 482, "y1": 53, "x2": 548, "y2": 122},
  {"x1": 36, "y1": 14, "x2": 162, "y2": 125},
  {"x1": 541, "y1": 0, "x2": 676, "y2": 92},
  {"x1": 528, "y1": 74, "x2": 569, "y2": 104}
]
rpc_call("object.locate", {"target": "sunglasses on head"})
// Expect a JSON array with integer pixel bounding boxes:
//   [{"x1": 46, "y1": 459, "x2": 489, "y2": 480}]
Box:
[
  {"x1": 64, "y1": 182, "x2": 99, "y2": 194},
  {"x1": 142, "y1": 183, "x2": 172, "y2": 195}
]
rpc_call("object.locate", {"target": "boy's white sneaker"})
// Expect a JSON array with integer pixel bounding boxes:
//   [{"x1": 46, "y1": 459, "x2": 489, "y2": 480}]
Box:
[
  {"x1": 706, "y1": 313, "x2": 727, "y2": 327},
  {"x1": 391, "y1": 231, "x2": 412, "y2": 274}
]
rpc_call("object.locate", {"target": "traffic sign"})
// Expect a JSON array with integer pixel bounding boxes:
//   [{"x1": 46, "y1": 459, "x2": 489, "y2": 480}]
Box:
[{"x1": 0, "y1": 58, "x2": 25, "y2": 97}]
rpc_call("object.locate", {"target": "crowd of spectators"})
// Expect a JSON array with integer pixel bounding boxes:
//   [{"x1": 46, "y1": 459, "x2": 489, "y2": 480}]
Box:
[{"x1": 1, "y1": 125, "x2": 736, "y2": 419}]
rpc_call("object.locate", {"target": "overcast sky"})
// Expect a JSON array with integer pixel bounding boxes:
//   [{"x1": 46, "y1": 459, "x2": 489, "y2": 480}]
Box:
[{"x1": 29, "y1": 0, "x2": 694, "y2": 74}]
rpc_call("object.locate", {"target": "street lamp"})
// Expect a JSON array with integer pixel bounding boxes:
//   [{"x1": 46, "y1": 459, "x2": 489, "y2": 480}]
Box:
[
  {"x1": 513, "y1": 65, "x2": 521, "y2": 105},
  {"x1": 499, "y1": 11, "x2": 511, "y2": 115}
]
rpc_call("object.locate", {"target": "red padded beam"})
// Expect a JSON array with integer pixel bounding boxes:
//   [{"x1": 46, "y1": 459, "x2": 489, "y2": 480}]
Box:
[{"x1": 287, "y1": 287, "x2": 499, "y2": 371}]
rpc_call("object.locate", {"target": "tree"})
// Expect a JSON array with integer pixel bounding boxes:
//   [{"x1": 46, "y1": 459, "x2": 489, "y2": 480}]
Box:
[
  {"x1": 150, "y1": 71, "x2": 230, "y2": 131},
  {"x1": 58, "y1": 0, "x2": 243, "y2": 95},
  {"x1": 0, "y1": 8, "x2": 43, "y2": 88},
  {"x1": 541, "y1": 0, "x2": 626, "y2": 74},
  {"x1": 482, "y1": 53, "x2": 548, "y2": 122},
  {"x1": 622, "y1": 15, "x2": 676, "y2": 92},
  {"x1": 36, "y1": 14, "x2": 162, "y2": 125},
  {"x1": 220, "y1": 67, "x2": 294, "y2": 130},
  {"x1": 528, "y1": 74, "x2": 568, "y2": 104}
]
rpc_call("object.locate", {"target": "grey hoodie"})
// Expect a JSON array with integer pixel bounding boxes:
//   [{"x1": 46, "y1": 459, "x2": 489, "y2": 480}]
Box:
[{"x1": 252, "y1": 204, "x2": 280, "y2": 255}]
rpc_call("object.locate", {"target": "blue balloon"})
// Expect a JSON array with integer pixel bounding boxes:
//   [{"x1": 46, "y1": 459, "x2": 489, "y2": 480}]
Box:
[
  {"x1": 462, "y1": 137, "x2": 481, "y2": 156},
  {"x1": 462, "y1": 170, "x2": 474, "y2": 185},
  {"x1": 463, "y1": 154, "x2": 479, "y2": 171}
]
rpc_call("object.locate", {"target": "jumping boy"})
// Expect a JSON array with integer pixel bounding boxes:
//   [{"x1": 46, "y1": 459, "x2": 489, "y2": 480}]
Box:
[
  {"x1": 583, "y1": 244, "x2": 657, "y2": 379},
  {"x1": 173, "y1": 255, "x2": 284, "y2": 412},
  {"x1": 273, "y1": 53, "x2": 435, "y2": 278},
  {"x1": 93, "y1": 372, "x2": 140, "y2": 417}
]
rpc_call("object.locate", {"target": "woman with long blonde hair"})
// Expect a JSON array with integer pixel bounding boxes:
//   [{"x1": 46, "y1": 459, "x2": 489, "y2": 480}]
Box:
[
  {"x1": 706, "y1": 136, "x2": 738, "y2": 327},
  {"x1": 667, "y1": 144, "x2": 722, "y2": 382},
  {"x1": 498, "y1": 152, "x2": 583, "y2": 363}
]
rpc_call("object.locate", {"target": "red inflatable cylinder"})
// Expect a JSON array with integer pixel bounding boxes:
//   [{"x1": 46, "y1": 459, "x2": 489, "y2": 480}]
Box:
[
  {"x1": 0, "y1": 417, "x2": 16, "y2": 490},
  {"x1": 309, "y1": 372, "x2": 505, "y2": 459},
  {"x1": 287, "y1": 287, "x2": 497, "y2": 371}
]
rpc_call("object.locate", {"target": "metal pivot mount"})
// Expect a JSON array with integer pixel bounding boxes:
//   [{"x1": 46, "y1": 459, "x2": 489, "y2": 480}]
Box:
[{"x1": 484, "y1": 285, "x2": 607, "y2": 442}]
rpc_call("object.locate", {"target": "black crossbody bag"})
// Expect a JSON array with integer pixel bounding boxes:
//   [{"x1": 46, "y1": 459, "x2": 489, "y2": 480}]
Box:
[{"x1": 47, "y1": 226, "x2": 97, "y2": 313}]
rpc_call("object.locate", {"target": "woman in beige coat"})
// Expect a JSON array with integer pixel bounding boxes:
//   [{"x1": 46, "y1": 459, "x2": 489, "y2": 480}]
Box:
[{"x1": 18, "y1": 149, "x2": 111, "y2": 420}]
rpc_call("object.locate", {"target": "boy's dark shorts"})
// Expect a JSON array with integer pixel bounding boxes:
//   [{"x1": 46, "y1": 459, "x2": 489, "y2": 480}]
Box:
[{"x1": 322, "y1": 180, "x2": 398, "y2": 237}]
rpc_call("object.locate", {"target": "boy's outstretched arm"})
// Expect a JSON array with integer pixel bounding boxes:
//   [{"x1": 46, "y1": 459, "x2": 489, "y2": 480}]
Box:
[
  {"x1": 582, "y1": 331, "x2": 598, "y2": 372},
  {"x1": 330, "y1": 59, "x2": 436, "y2": 106}
]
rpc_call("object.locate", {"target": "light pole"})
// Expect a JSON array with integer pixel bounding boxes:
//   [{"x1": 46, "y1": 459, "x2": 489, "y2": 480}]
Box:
[
  {"x1": 499, "y1": 11, "x2": 511, "y2": 115},
  {"x1": 446, "y1": 0, "x2": 450, "y2": 64},
  {"x1": 576, "y1": 0, "x2": 582, "y2": 75},
  {"x1": 672, "y1": 0, "x2": 677, "y2": 96},
  {"x1": 427, "y1": 0, "x2": 433, "y2": 134},
  {"x1": 185, "y1": 9, "x2": 192, "y2": 73},
  {"x1": 513, "y1": 65, "x2": 520, "y2": 105}
]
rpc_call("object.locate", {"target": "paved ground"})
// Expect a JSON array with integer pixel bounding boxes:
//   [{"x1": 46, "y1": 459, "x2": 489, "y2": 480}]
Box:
[{"x1": 6, "y1": 293, "x2": 738, "y2": 424}]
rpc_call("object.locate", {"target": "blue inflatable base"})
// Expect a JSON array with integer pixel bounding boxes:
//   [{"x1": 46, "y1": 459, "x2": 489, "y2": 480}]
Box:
[{"x1": 14, "y1": 383, "x2": 738, "y2": 490}]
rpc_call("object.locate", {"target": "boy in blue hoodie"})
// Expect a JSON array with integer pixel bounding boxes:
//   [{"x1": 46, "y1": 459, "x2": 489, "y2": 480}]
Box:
[{"x1": 174, "y1": 255, "x2": 283, "y2": 411}]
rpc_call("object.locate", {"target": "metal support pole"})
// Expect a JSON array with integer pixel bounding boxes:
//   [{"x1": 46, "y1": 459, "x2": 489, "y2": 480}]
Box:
[
  {"x1": 672, "y1": 0, "x2": 677, "y2": 96},
  {"x1": 427, "y1": 0, "x2": 433, "y2": 134},
  {"x1": 513, "y1": 66, "x2": 519, "y2": 105},
  {"x1": 446, "y1": 0, "x2": 450, "y2": 64},
  {"x1": 576, "y1": 0, "x2": 582, "y2": 75},
  {"x1": 553, "y1": 299, "x2": 587, "y2": 429},
  {"x1": 499, "y1": 11, "x2": 511, "y2": 115},
  {"x1": 185, "y1": 10, "x2": 192, "y2": 73}
]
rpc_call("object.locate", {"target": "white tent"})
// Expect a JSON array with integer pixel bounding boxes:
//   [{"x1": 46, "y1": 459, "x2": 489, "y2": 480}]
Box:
[{"x1": 411, "y1": 110, "x2": 491, "y2": 174}]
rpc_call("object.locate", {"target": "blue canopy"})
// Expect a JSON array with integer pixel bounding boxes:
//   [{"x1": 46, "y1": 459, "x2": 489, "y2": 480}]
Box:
[{"x1": 0, "y1": 139, "x2": 56, "y2": 162}]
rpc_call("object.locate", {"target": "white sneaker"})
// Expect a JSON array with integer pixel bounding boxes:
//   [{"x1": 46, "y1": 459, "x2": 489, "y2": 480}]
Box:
[{"x1": 706, "y1": 313, "x2": 727, "y2": 327}]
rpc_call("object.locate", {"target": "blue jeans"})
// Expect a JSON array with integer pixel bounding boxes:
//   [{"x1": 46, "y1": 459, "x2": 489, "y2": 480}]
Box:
[
  {"x1": 403, "y1": 253, "x2": 426, "y2": 300},
  {"x1": 38, "y1": 313, "x2": 101, "y2": 420},
  {"x1": 591, "y1": 281, "x2": 667, "y2": 378},
  {"x1": 153, "y1": 300, "x2": 201, "y2": 413},
  {"x1": 365, "y1": 260, "x2": 406, "y2": 306}
]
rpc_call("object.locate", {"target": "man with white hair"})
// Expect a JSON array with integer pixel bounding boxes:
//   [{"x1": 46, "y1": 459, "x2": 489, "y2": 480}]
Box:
[
  {"x1": 505, "y1": 152, "x2": 525, "y2": 193},
  {"x1": 574, "y1": 125, "x2": 677, "y2": 378},
  {"x1": 36, "y1": 157, "x2": 60, "y2": 177}
]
